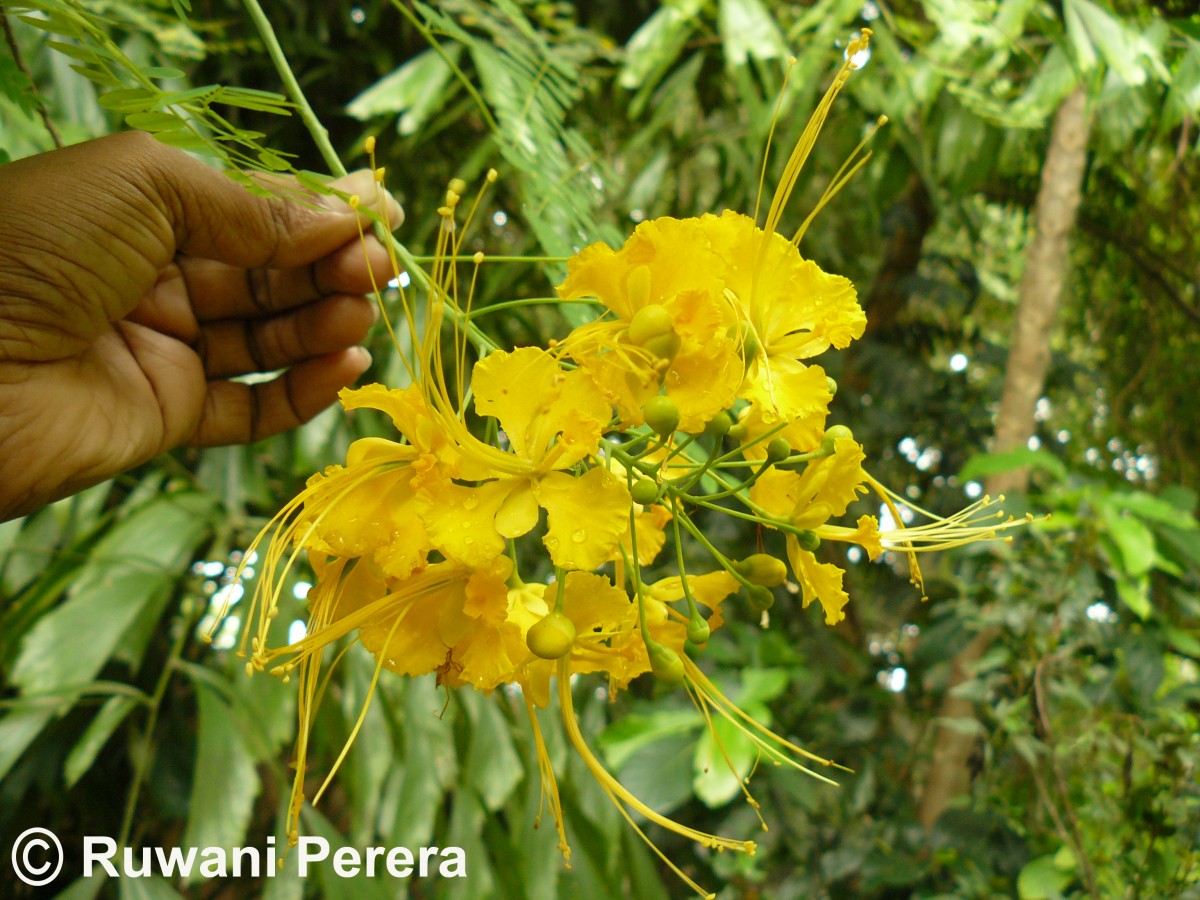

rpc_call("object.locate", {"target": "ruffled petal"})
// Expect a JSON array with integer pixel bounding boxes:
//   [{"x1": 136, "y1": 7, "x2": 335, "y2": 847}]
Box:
[{"x1": 535, "y1": 468, "x2": 631, "y2": 571}]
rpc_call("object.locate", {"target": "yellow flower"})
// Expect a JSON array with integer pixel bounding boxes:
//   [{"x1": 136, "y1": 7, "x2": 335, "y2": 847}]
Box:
[
  {"x1": 557, "y1": 216, "x2": 742, "y2": 432},
  {"x1": 698, "y1": 210, "x2": 865, "y2": 425},
  {"x1": 751, "y1": 436, "x2": 871, "y2": 624}
]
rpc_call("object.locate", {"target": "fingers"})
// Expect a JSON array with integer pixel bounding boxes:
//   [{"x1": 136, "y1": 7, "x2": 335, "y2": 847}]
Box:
[
  {"x1": 197, "y1": 294, "x2": 378, "y2": 379},
  {"x1": 128, "y1": 132, "x2": 403, "y2": 269},
  {"x1": 176, "y1": 231, "x2": 396, "y2": 322},
  {"x1": 189, "y1": 347, "x2": 372, "y2": 446}
]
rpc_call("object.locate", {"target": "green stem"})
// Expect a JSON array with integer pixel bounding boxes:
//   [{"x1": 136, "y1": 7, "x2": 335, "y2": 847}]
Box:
[{"x1": 243, "y1": 0, "x2": 501, "y2": 357}]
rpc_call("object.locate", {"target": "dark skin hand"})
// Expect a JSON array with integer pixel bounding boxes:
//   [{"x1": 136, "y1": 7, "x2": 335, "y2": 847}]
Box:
[{"x1": 0, "y1": 131, "x2": 403, "y2": 520}]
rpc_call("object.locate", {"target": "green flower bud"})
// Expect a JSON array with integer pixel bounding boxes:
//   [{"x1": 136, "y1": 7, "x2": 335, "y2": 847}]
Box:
[
  {"x1": 686, "y1": 612, "x2": 711, "y2": 645},
  {"x1": 684, "y1": 638, "x2": 707, "y2": 657},
  {"x1": 745, "y1": 584, "x2": 776, "y2": 611},
  {"x1": 648, "y1": 641, "x2": 685, "y2": 683},
  {"x1": 728, "y1": 422, "x2": 748, "y2": 442},
  {"x1": 642, "y1": 395, "x2": 680, "y2": 437},
  {"x1": 795, "y1": 529, "x2": 821, "y2": 552},
  {"x1": 527, "y1": 612, "x2": 576, "y2": 660},
  {"x1": 766, "y1": 437, "x2": 791, "y2": 463},
  {"x1": 735, "y1": 553, "x2": 787, "y2": 587},
  {"x1": 821, "y1": 424, "x2": 854, "y2": 455},
  {"x1": 704, "y1": 411, "x2": 732, "y2": 440},
  {"x1": 826, "y1": 376, "x2": 838, "y2": 397},
  {"x1": 629, "y1": 478, "x2": 659, "y2": 505}
]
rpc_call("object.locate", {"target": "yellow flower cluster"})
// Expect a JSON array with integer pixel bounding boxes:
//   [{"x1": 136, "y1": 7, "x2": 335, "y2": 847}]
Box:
[{"x1": 210, "y1": 29, "x2": 1023, "y2": 899}]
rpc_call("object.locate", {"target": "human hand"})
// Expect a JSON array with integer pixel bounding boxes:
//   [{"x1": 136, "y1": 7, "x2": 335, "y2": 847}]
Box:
[{"x1": 0, "y1": 131, "x2": 402, "y2": 520}]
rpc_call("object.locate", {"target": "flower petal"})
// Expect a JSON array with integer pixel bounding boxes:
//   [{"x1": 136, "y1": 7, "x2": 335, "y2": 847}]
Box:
[{"x1": 535, "y1": 468, "x2": 631, "y2": 571}]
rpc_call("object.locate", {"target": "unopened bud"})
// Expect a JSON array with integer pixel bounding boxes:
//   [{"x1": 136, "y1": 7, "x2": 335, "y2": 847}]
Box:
[
  {"x1": 630, "y1": 478, "x2": 659, "y2": 505},
  {"x1": 745, "y1": 584, "x2": 775, "y2": 611},
  {"x1": 705, "y1": 411, "x2": 732, "y2": 440},
  {"x1": 821, "y1": 424, "x2": 854, "y2": 455},
  {"x1": 527, "y1": 612, "x2": 576, "y2": 659},
  {"x1": 735, "y1": 553, "x2": 787, "y2": 588},
  {"x1": 686, "y1": 611, "x2": 710, "y2": 645},
  {"x1": 766, "y1": 437, "x2": 790, "y2": 463},
  {"x1": 648, "y1": 642, "x2": 685, "y2": 683},
  {"x1": 795, "y1": 529, "x2": 821, "y2": 552},
  {"x1": 642, "y1": 395, "x2": 680, "y2": 437}
]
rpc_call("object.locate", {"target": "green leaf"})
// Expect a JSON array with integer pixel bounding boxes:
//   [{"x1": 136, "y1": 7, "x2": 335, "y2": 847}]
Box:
[
  {"x1": 64, "y1": 695, "x2": 139, "y2": 787},
  {"x1": 345, "y1": 47, "x2": 463, "y2": 136},
  {"x1": 98, "y1": 88, "x2": 159, "y2": 113},
  {"x1": 143, "y1": 66, "x2": 186, "y2": 80},
  {"x1": 959, "y1": 448, "x2": 1066, "y2": 483},
  {"x1": 598, "y1": 708, "x2": 700, "y2": 770},
  {"x1": 10, "y1": 493, "x2": 214, "y2": 695},
  {"x1": 0, "y1": 707, "x2": 56, "y2": 782},
  {"x1": 693, "y1": 713, "x2": 756, "y2": 806},
  {"x1": 1104, "y1": 512, "x2": 1157, "y2": 577},
  {"x1": 1115, "y1": 573, "x2": 1151, "y2": 620},
  {"x1": 718, "y1": 0, "x2": 786, "y2": 67},
  {"x1": 1018, "y1": 853, "x2": 1072, "y2": 899},
  {"x1": 1064, "y1": 0, "x2": 1166, "y2": 86},
  {"x1": 461, "y1": 691, "x2": 522, "y2": 811},
  {"x1": 1112, "y1": 490, "x2": 1198, "y2": 530},
  {"x1": 44, "y1": 39, "x2": 109, "y2": 64},
  {"x1": 618, "y1": 0, "x2": 703, "y2": 92},
  {"x1": 180, "y1": 680, "x2": 261, "y2": 860},
  {"x1": 152, "y1": 130, "x2": 212, "y2": 152},
  {"x1": 125, "y1": 111, "x2": 187, "y2": 132}
]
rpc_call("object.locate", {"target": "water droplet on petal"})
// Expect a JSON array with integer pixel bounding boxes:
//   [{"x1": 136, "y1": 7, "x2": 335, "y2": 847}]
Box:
[
  {"x1": 463, "y1": 495, "x2": 479, "y2": 510},
  {"x1": 572, "y1": 529, "x2": 587, "y2": 543}
]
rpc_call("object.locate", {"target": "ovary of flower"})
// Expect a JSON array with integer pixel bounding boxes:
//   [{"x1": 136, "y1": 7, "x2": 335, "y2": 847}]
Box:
[
  {"x1": 697, "y1": 210, "x2": 864, "y2": 426},
  {"x1": 557, "y1": 216, "x2": 742, "y2": 432},
  {"x1": 419, "y1": 347, "x2": 631, "y2": 572}
]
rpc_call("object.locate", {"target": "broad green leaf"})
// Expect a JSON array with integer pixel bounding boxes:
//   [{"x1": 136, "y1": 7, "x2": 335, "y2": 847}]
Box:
[
  {"x1": 597, "y1": 708, "x2": 700, "y2": 769},
  {"x1": 1115, "y1": 573, "x2": 1151, "y2": 620},
  {"x1": 0, "y1": 707, "x2": 56, "y2": 781},
  {"x1": 180, "y1": 680, "x2": 261, "y2": 861},
  {"x1": 959, "y1": 447, "x2": 1066, "y2": 482},
  {"x1": 10, "y1": 492, "x2": 215, "y2": 695},
  {"x1": 693, "y1": 713, "x2": 756, "y2": 806},
  {"x1": 64, "y1": 695, "x2": 139, "y2": 787},
  {"x1": 462, "y1": 691, "x2": 522, "y2": 811},
  {"x1": 615, "y1": 731, "x2": 696, "y2": 814},
  {"x1": 1018, "y1": 853, "x2": 1072, "y2": 898},
  {"x1": 1104, "y1": 512, "x2": 1156, "y2": 577},
  {"x1": 346, "y1": 46, "x2": 463, "y2": 137},
  {"x1": 1112, "y1": 490, "x2": 1198, "y2": 529},
  {"x1": 718, "y1": 0, "x2": 786, "y2": 67}
]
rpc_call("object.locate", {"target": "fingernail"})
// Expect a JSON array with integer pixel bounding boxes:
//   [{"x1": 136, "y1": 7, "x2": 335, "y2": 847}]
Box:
[{"x1": 351, "y1": 346, "x2": 372, "y2": 370}]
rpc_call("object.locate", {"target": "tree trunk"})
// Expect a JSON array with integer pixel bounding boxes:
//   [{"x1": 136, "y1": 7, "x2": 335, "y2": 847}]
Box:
[{"x1": 916, "y1": 85, "x2": 1091, "y2": 830}]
